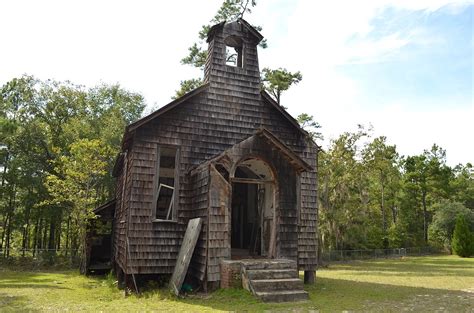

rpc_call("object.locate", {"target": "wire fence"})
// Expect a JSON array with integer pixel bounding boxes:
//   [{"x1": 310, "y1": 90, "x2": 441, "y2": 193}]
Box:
[
  {"x1": 1, "y1": 247, "x2": 441, "y2": 266},
  {"x1": 0, "y1": 248, "x2": 81, "y2": 266},
  {"x1": 321, "y1": 246, "x2": 442, "y2": 263}
]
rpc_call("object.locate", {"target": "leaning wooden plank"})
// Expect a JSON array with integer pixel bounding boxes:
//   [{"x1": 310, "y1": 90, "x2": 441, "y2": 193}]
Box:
[{"x1": 169, "y1": 218, "x2": 202, "y2": 296}]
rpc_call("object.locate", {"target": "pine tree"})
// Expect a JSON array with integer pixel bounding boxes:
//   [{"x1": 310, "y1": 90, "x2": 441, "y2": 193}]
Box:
[{"x1": 451, "y1": 214, "x2": 474, "y2": 257}]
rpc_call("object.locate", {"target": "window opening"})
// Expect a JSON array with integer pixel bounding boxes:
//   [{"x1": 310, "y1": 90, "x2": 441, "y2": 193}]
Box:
[
  {"x1": 215, "y1": 163, "x2": 230, "y2": 182},
  {"x1": 225, "y1": 36, "x2": 243, "y2": 68},
  {"x1": 155, "y1": 146, "x2": 177, "y2": 220}
]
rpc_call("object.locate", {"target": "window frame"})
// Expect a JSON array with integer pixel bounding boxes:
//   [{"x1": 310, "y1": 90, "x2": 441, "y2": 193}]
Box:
[
  {"x1": 152, "y1": 144, "x2": 180, "y2": 222},
  {"x1": 224, "y1": 36, "x2": 245, "y2": 69}
]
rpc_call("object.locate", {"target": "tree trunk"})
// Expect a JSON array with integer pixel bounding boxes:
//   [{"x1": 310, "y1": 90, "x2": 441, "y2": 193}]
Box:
[
  {"x1": 33, "y1": 217, "x2": 40, "y2": 257},
  {"x1": 5, "y1": 187, "x2": 16, "y2": 258},
  {"x1": 48, "y1": 219, "x2": 56, "y2": 252},
  {"x1": 22, "y1": 195, "x2": 32, "y2": 257},
  {"x1": 5, "y1": 218, "x2": 11, "y2": 258},
  {"x1": 65, "y1": 216, "x2": 70, "y2": 256},
  {"x1": 381, "y1": 181, "x2": 387, "y2": 249},
  {"x1": 422, "y1": 191, "x2": 428, "y2": 243},
  {"x1": 0, "y1": 213, "x2": 8, "y2": 252},
  {"x1": 42, "y1": 219, "x2": 48, "y2": 251}
]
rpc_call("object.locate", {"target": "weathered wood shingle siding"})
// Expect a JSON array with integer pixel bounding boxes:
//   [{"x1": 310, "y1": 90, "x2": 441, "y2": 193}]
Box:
[
  {"x1": 113, "y1": 151, "x2": 133, "y2": 272},
  {"x1": 188, "y1": 165, "x2": 210, "y2": 281},
  {"x1": 115, "y1": 19, "x2": 318, "y2": 278}
]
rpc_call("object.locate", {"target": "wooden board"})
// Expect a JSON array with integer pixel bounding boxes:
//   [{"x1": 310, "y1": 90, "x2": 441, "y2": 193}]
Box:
[{"x1": 169, "y1": 218, "x2": 202, "y2": 295}]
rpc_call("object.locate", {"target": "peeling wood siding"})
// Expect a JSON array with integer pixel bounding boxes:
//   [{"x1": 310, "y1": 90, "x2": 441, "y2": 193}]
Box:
[
  {"x1": 188, "y1": 164, "x2": 209, "y2": 281},
  {"x1": 207, "y1": 165, "x2": 231, "y2": 282},
  {"x1": 113, "y1": 151, "x2": 133, "y2": 272}
]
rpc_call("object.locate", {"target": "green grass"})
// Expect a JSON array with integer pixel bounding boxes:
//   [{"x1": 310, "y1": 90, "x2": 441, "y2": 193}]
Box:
[{"x1": 1, "y1": 255, "x2": 473, "y2": 312}]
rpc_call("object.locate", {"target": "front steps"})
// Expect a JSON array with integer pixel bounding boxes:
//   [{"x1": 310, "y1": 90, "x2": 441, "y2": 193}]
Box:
[{"x1": 241, "y1": 259, "x2": 309, "y2": 302}]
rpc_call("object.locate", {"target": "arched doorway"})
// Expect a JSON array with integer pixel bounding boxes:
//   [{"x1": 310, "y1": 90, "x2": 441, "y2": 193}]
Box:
[{"x1": 230, "y1": 157, "x2": 276, "y2": 259}]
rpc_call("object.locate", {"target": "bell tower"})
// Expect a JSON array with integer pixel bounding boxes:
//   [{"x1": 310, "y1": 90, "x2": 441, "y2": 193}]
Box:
[{"x1": 204, "y1": 19, "x2": 264, "y2": 97}]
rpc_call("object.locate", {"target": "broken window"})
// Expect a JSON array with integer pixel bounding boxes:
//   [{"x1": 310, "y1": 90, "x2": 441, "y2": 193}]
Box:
[
  {"x1": 225, "y1": 36, "x2": 243, "y2": 68},
  {"x1": 153, "y1": 146, "x2": 178, "y2": 220}
]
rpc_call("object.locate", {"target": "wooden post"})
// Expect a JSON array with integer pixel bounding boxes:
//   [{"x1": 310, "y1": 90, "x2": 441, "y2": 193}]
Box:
[
  {"x1": 117, "y1": 266, "x2": 125, "y2": 289},
  {"x1": 304, "y1": 270, "x2": 315, "y2": 284}
]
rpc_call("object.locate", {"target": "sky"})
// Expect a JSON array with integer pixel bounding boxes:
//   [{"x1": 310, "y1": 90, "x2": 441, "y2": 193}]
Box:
[{"x1": 0, "y1": 0, "x2": 472, "y2": 166}]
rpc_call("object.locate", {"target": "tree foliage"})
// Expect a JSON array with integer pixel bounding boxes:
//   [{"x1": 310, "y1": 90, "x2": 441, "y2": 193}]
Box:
[
  {"x1": 297, "y1": 113, "x2": 323, "y2": 141},
  {"x1": 261, "y1": 68, "x2": 302, "y2": 105},
  {"x1": 181, "y1": 0, "x2": 262, "y2": 70},
  {"x1": 172, "y1": 78, "x2": 204, "y2": 100},
  {"x1": 451, "y1": 214, "x2": 474, "y2": 257},
  {"x1": 0, "y1": 75, "x2": 145, "y2": 261},
  {"x1": 429, "y1": 200, "x2": 472, "y2": 250},
  {"x1": 317, "y1": 125, "x2": 473, "y2": 253}
]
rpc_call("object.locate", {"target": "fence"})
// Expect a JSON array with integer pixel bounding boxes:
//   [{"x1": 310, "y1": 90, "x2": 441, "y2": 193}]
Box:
[
  {"x1": 321, "y1": 246, "x2": 441, "y2": 263},
  {"x1": 0, "y1": 248, "x2": 80, "y2": 265}
]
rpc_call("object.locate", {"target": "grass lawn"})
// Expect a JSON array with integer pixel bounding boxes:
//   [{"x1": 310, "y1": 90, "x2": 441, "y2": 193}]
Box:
[{"x1": 1, "y1": 255, "x2": 473, "y2": 312}]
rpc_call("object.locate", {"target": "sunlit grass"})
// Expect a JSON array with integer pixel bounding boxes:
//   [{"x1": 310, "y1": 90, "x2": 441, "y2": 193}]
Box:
[{"x1": 1, "y1": 255, "x2": 472, "y2": 312}]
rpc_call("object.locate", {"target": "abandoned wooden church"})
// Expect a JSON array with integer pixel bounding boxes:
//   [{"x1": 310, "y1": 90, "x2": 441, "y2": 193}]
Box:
[{"x1": 87, "y1": 18, "x2": 319, "y2": 301}]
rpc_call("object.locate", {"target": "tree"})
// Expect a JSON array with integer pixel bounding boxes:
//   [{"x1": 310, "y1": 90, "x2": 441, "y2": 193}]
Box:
[
  {"x1": 0, "y1": 75, "x2": 145, "y2": 260},
  {"x1": 318, "y1": 126, "x2": 373, "y2": 250},
  {"x1": 297, "y1": 113, "x2": 323, "y2": 141},
  {"x1": 451, "y1": 214, "x2": 474, "y2": 257},
  {"x1": 45, "y1": 139, "x2": 114, "y2": 270},
  {"x1": 400, "y1": 144, "x2": 453, "y2": 245},
  {"x1": 362, "y1": 136, "x2": 400, "y2": 247},
  {"x1": 429, "y1": 200, "x2": 472, "y2": 251},
  {"x1": 173, "y1": 78, "x2": 204, "y2": 100},
  {"x1": 261, "y1": 68, "x2": 302, "y2": 105},
  {"x1": 451, "y1": 163, "x2": 474, "y2": 210}
]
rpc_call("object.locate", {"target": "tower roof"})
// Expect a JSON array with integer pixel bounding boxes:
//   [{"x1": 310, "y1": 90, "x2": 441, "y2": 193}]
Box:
[{"x1": 207, "y1": 18, "x2": 264, "y2": 44}]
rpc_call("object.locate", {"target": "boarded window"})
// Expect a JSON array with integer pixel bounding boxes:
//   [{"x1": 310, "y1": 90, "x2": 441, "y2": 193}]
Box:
[{"x1": 154, "y1": 146, "x2": 178, "y2": 220}]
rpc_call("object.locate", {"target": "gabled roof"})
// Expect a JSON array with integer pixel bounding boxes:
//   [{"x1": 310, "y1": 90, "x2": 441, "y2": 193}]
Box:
[
  {"x1": 190, "y1": 127, "x2": 313, "y2": 175},
  {"x1": 207, "y1": 18, "x2": 264, "y2": 44},
  {"x1": 119, "y1": 83, "x2": 209, "y2": 150},
  {"x1": 127, "y1": 83, "x2": 209, "y2": 133},
  {"x1": 260, "y1": 90, "x2": 311, "y2": 138},
  {"x1": 93, "y1": 199, "x2": 116, "y2": 214},
  {"x1": 237, "y1": 18, "x2": 264, "y2": 43},
  {"x1": 255, "y1": 127, "x2": 313, "y2": 172}
]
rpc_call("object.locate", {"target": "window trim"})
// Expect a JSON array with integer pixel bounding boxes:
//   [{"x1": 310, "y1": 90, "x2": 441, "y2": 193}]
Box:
[{"x1": 152, "y1": 144, "x2": 180, "y2": 222}]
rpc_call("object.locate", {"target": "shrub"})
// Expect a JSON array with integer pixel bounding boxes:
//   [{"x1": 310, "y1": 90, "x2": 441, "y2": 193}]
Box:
[{"x1": 451, "y1": 214, "x2": 474, "y2": 257}]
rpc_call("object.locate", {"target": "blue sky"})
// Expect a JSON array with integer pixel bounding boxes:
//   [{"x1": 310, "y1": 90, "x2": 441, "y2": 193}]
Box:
[
  {"x1": 0, "y1": 0, "x2": 472, "y2": 165},
  {"x1": 342, "y1": 6, "x2": 472, "y2": 110}
]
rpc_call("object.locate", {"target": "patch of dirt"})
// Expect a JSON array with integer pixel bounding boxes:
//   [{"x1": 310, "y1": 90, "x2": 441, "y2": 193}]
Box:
[{"x1": 363, "y1": 292, "x2": 474, "y2": 312}]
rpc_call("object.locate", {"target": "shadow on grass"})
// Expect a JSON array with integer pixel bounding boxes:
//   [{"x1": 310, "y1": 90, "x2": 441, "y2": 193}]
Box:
[
  {"x1": 0, "y1": 293, "x2": 40, "y2": 313},
  {"x1": 0, "y1": 283, "x2": 70, "y2": 290}
]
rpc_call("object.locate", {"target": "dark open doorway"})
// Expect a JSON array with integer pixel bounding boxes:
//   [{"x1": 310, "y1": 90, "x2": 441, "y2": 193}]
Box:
[
  {"x1": 230, "y1": 158, "x2": 275, "y2": 259},
  {"x1": 231, "y1": 182, "x2": 260, "y2": 257}
]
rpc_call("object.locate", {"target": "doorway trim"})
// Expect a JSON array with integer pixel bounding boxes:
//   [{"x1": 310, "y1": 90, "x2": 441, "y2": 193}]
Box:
[{"x1": 229, "y1": 156, "x2": 278, "y2": 259}]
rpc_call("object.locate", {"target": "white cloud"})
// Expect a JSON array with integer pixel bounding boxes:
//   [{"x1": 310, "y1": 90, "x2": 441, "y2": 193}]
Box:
[{"x1": 253, "y1": 0, "x2": 473, "y2": 166}]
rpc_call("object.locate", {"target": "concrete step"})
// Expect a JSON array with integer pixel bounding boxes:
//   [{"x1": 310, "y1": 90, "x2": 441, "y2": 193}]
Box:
[
  {"x1": 242, "y1": 259, "x2": 297, "y2": 270},
  {"x1": 246, "y1": 269, "x2": 298, "y2": 280},
  {"x1": 255, "y1": 290, "x2": 309, "y2": 303},
  {"x1": 251, "y1": 278, "x2": 304, "y2": 292}
]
